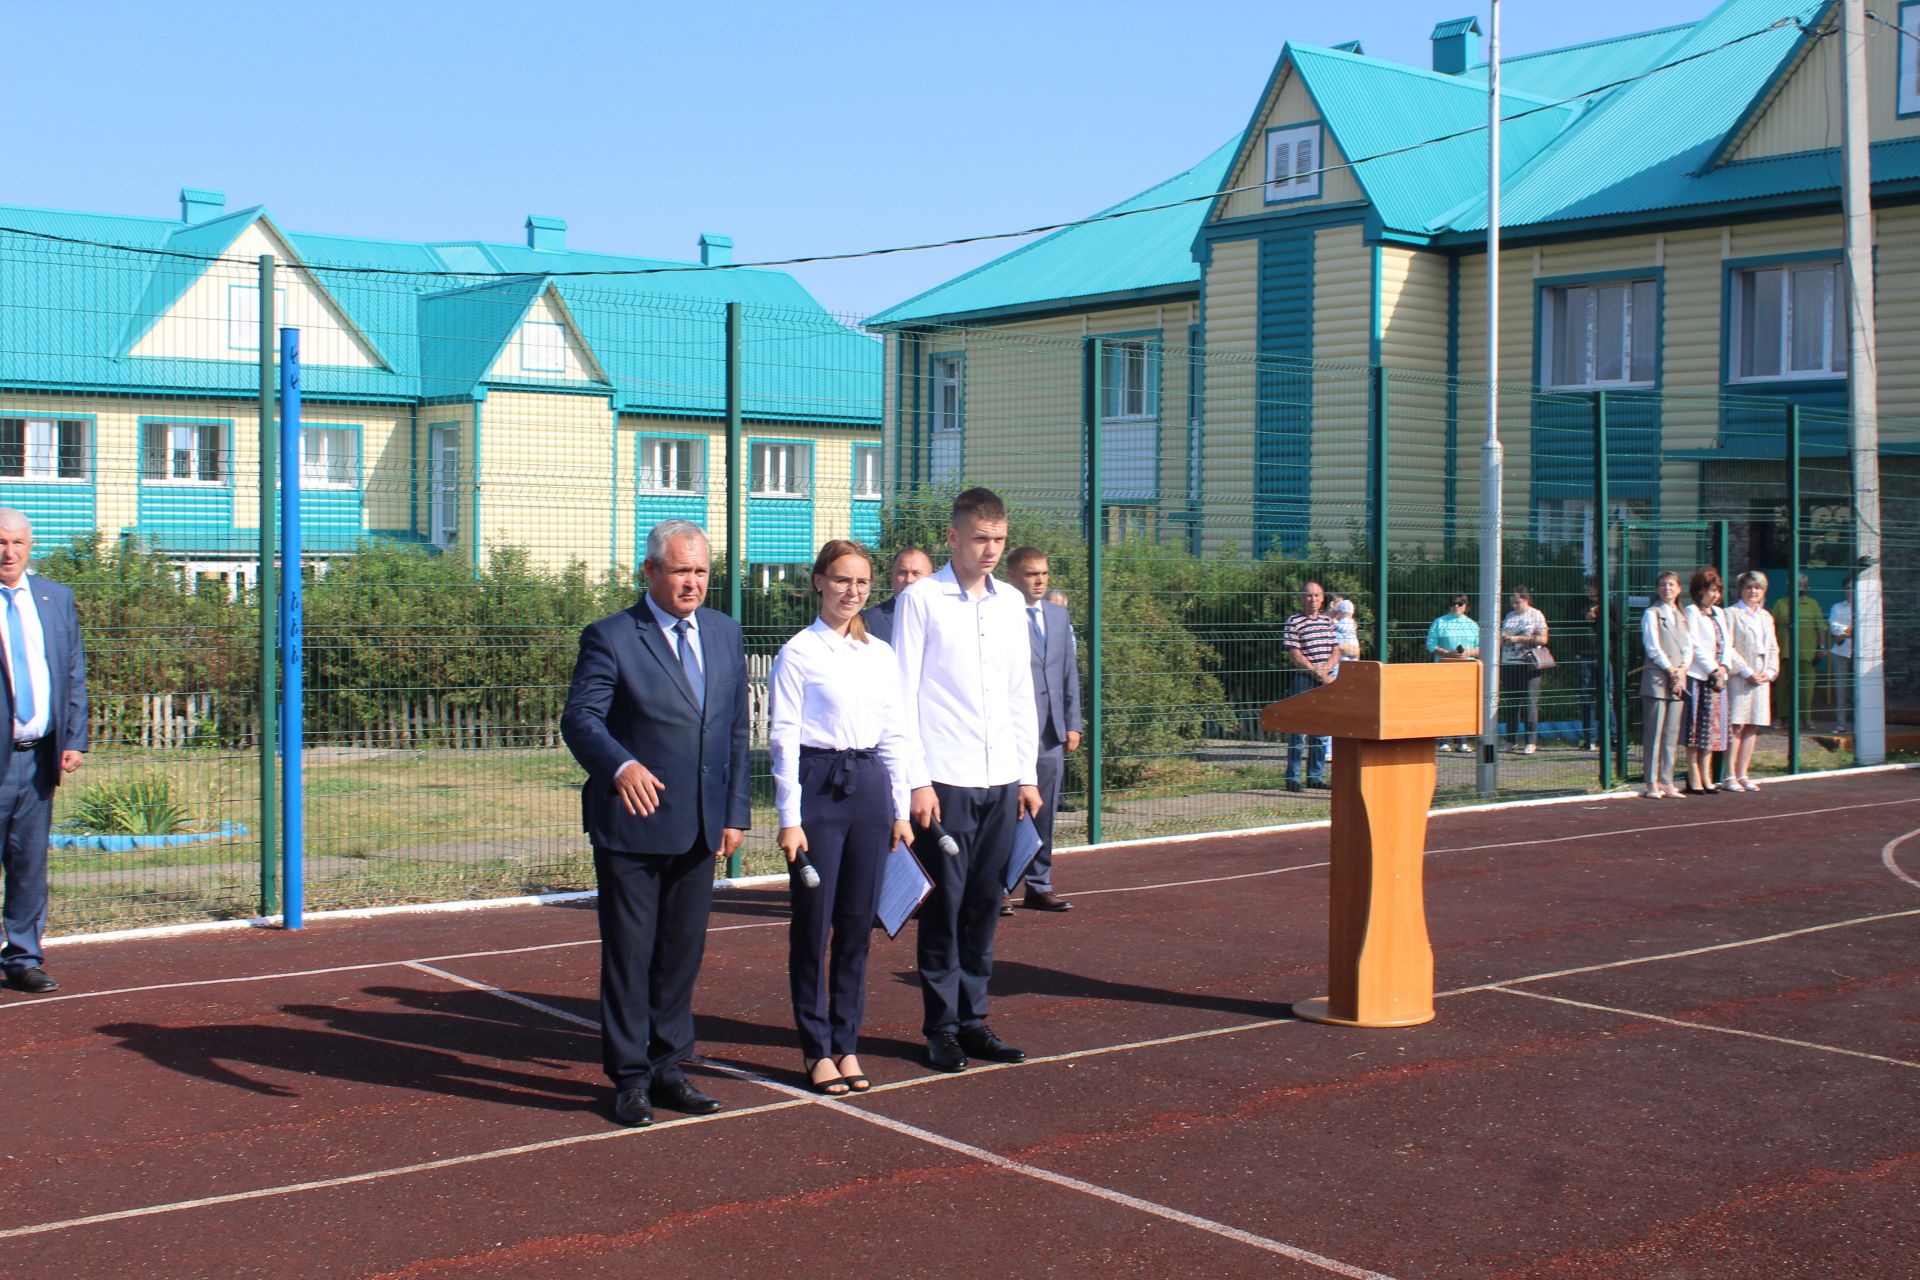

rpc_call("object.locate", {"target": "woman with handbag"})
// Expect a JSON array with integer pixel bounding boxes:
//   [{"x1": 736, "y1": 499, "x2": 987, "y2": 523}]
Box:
[
  {"x1": 1500, "y1": 587, "x2": 1550, "y2": 754},
  {"x1": 1640, "y1": 570, "x2": 1693, "y2": 798},
  {"x1": 1726, "y1": 570, "x2": 1780, "y2": 791},
  {"x1": 1680, "y1": 566, "x2": 1748, "y2": 794}
]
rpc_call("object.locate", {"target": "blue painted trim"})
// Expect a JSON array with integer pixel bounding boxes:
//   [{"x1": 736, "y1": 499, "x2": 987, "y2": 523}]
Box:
[
  {"x1": 1255, "y1": 229, "x2": 1315, "y2": 558},
  {"x1": 864, "y1": 282, "x2": 1198, "y2": 332},
  {"x1": 1262, "y1": 121, "x2": 1326, "y2": 207},
  {"x1": 609, "y1": 408, "x2": 619, "y2": 573},
  {"x1": 1719, "y1": 249, "x2": 1848, "y2": 386},
  {"x1": 1084, "y1": 328, "x2": 1164, "y2": 509},
  {"x1": 1367, "y1": 245, "x2": 1382, "y2": 367},
  {"x1": 407, "y1": 403, "x2": 418, "y2": 541},
  {"x1": 1901, "y1": 2, "x2": 1920, "y2": 120},
  {"x1": 1194, "y1": 204, "x2": 1369, "y2": 257},
  {"x1": 1531, "y1": 266, "x2": 1664, "y2": 392},
  {"x1": 1186, "y1": 321, "x2": 1205, "y2": 554},
  {"x1": 471, "y1": 400, "x2": 483, "y2": 574}
]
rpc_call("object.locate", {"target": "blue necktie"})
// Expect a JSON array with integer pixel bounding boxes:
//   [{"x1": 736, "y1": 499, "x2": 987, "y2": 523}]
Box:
[
  {"x1": 1028, "y1": 605, "x2": 1044, "y2": 655},
  {"x1": 4, "y1": 587, "x2": 33, "y2": 727},
  {"x1": 673, "y1": 619, "x2": 704, "y2": 712}
]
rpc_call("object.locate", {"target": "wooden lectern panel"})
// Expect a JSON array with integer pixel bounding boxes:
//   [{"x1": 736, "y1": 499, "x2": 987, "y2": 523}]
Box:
[{"x1": 1260, "y1": 661, "x2": 1481, "y2": 740}]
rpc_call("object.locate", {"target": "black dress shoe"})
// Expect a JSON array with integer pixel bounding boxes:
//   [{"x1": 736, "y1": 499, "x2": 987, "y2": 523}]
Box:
[
  {"x1": 651, "y1": 1079, "x2": 723, "y2": 1115},
  {"x1": 1022, "y1": 888, "x2": 1072, "y2": 912},
  {"x1": 1307, "y1": 779, "x2": 1331, "y2": 790},
  {"x1": 613, "y1": 1087, "x2": 653, "y2": 1128},
  {"x1": 5, "y1": 967, "x2": 58, "y2": 994},
  {"x1": 999, "y1": 895, "x2": 1015, "y2": 917},
  {"x1": 1285, "y1": 781, "x2": 1304, "y2": 793},
  {"x1": 956, "y1": 1024, "x2": 1026, "y2": 1064},
  {"x1": 926, "y1": 1031, "x2": 968, "y2": 1073}
]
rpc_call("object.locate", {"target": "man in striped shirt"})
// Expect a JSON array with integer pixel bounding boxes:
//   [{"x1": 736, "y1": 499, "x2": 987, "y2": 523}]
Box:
[{"x1": 1283, "y1": 582, "x2": 1338, "y2": 791}]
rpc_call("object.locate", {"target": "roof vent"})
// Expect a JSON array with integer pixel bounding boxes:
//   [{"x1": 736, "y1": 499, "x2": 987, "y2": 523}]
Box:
[
  {"x1": 526, "y1": 215, "x2": 567, "y2": 252},
  {"x1": 1430, "y1": 16, "x2": 1481, "y2": 75},
  {"x1": 180, "y1": 188, "x2": 226, "y2": 224},
  {"x1": 1331, "y1": 40, "x2": 1364, "y2": 55},
  {"x1": 699, "y1": 233, "x2": 734, "y2": 267}
]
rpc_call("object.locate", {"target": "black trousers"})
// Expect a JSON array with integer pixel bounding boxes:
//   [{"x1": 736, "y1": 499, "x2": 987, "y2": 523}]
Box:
[
  {"x1": 788, "y1": 751, "x2": 889, "y2": 1060},
  {"x1": 593, "y1": 836, "x2": 714, "y2": 1091},
  {"x1": 915, "y1": 780, "x2": 1018, "y2": 1036}
]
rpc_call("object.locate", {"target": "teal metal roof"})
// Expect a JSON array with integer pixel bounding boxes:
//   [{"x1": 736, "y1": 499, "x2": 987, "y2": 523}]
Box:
[
  {"x1": 1431, "y1": 17, "x2": 1481, "y2": 39},
  {"x1": 868, "y1": 133, "x2": 1242, "y2": 327},
  {"x1": 0, "y1": 202, "x2": 879, "y2": 424},
  {"x1": 1463, "y1": 22, "x2": 1697, "y2": 99}
]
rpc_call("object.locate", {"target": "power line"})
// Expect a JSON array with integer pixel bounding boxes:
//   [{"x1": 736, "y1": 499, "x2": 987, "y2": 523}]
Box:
[{"x1": 0, "y1": 14, "x2": 1818, "y2": 287}]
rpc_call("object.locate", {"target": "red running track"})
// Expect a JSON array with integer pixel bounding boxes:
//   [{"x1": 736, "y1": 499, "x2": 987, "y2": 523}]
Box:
[{"x1": 0, "y1": 768, "x2": 1915, "y2": 1278}]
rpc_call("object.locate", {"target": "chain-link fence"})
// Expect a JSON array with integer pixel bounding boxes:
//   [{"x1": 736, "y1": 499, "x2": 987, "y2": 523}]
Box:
[{"x1": 1, "y1": 235, "x2": 1910, "y2": 931}]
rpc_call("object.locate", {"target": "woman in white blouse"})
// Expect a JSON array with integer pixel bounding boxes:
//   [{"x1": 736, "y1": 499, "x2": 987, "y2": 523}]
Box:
[
  {"x1": 1499, "y1": 587, "x2": 1550, "y2": 754},
  {"x1": 1640, "y1": 570, "x2": 1694, "y2": 798},
  {"x1": 1726, "y1": 570, "x2": 1780, "y2": 792},
  {"x1": 1680, "y1": 566, "x2": 1749, "y2": 794},
  {"x1": 770, "y1": 540, "x2": 919, "y2": 1096}
]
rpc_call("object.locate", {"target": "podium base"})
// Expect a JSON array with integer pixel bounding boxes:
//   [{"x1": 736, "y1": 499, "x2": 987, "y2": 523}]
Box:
[{"x1": 1290, "y1": 998, "x2": 1434, "y2": 1029}]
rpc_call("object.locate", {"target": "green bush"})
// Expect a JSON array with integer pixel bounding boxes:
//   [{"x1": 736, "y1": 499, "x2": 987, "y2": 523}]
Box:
[{"x1": 64, "y1": 776, "x2": 192, "y2": 835}]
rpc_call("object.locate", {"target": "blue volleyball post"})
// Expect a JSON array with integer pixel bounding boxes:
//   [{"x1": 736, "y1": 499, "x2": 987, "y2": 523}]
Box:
[{"x1": 278, "y1": 328, "x2": 304, "y2": 930}]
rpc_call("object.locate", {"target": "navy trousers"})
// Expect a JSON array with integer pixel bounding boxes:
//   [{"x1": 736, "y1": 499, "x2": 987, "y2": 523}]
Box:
[
  {"x1": 593, "y1": 836, "x2": 714, "y2": 1091},
  {"x1": 1023, "y1": 745, "x2": 1064, "y2": 893},
  {"x1": 1, "y1": 746, "x2": 53, "y2": 975},
  {"x1": 787, "y1": 750, "x2": 889, "y2": 1060},
  {"x1": 915, "y1": 780, "x2": 1017, "y2": 1036}
]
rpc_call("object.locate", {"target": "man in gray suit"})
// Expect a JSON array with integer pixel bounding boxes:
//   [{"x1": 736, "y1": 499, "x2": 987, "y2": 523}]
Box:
[
  {"x1": 1007, "y1": 547, "x2": 1079, "y2": 913},
  {"x1": 859, "y1": 546, "x2": 932, "y2": 646},
  {"x1": 0, "y1": 509, "x2": 88, "y2": 995},
  {"x1": 561, "y1": 519, "x2": 750, "y2": 1127}
]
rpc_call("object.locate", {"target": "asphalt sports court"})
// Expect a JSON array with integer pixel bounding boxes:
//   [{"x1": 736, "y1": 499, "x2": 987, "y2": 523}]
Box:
[{"x1": 1, "y1": 768, "x2": 1915, "y2": 1278}]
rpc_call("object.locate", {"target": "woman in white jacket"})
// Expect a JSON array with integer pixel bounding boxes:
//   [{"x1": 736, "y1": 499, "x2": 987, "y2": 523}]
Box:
[
  {"x1": 1640, "y1": 571, "x2": 1693, "y2": 798},
  {"x1": 1680, "y1": 566, "x2": 1749, "y2": 794},
  {"x1": 1726, "y1": 570, "x2": 1780, "y2": 791}
]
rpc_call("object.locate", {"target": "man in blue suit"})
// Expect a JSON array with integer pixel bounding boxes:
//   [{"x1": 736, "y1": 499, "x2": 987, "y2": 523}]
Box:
[
  {"x1": 859, "y1": 546, "x2": 931, "y2": 646},
  {"x1": 561, "y1": 519, "x2": 749, "y2": 1127},
  {"x1": 1008, "y1": 548, "x2": 1080, "y2": 913},
  {"x1": 0, "y1": 509, "x2": 87, "y2": 996}
]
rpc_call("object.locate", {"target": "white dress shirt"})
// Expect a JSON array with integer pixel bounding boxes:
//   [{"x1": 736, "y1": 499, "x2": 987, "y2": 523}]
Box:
[
  {"x1": 768, "y1": 619, "x2": 922, "y2": 828},
  {"x1": 894, "y1": 564, "x2": 1039, "y2": 790},
  {"x1": 0, "y1": 573, "x2": 52, "y2": 741},
  {"x1": 1829, "y1": 599, "x2": 1853, "y2": 659},
  {"x1": 643, "y1": 592, "x2": 703, "y2": 676}
]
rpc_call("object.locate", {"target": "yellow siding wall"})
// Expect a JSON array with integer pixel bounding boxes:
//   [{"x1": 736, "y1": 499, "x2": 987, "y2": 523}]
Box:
[
  {"x1": 1731, "y1": 16, "x2": 1920, "y2": 161},
  {"x1": 1876, "y1": 205, "x2": 1920, "y2": 417},
  {"x1": 1378, "y1": 248, "x2": 1453, "y2": 541},
  {"x1": 1215, "y1": 67, "x2": 1365, "y2": 221},
  {"x1": 1200, "y1": 240, "x2": 1260, "y2": 549},
  {"x1": 1379, "y1": 248, "x2": 1449, "y2": 374},
  {"x1": 479, "y1": 390, "x2": 617, "y2": 573},
  {"x1": 131, "y1": 222, "x2": 383, "y2": 369}
]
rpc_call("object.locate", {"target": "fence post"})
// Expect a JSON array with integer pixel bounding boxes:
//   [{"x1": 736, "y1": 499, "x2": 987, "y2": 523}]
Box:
[
  {"x1": 280, "y1": 328, "x2": 304, "y2": 930},
  {"x1": 725, "y1": 301, "x2": 744, "y2": 621},
  {"x1": 256, "y1": 255, "x2": 278, "y2": 918},
  {"x1": 1593, "y1": 391, "x2": 1612, "y2": 789},
  {"x1": 1787, "y1": 404, "x2": 1803, "y2": 775},
  {"x1": 1370, "y1": 366, "x2": 1389, "y2": 660},
  {"x1": 1083, "y1": 338, "x2": 1104, "y2": 845}
]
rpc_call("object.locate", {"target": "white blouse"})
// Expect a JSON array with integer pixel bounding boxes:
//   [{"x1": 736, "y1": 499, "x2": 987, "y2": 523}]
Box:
[
  {"x1": 1683, "y1": 603, "x2": 1751, "y2": 681},
  {"x1": 769, "y1": 619, "x2": 923, "y2": 829},
  {"x1": 1728, "y1": 600, "x2": 1779, "y2": 682}
]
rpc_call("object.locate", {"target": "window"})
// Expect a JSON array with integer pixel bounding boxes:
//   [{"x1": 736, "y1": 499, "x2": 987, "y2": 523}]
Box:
[
  {"x1": 0, "y1": 418, "x2": 88, "y2": 481},
  {"x1": 1101, "y1": 340, "x2": 1156, "y2": 421},
  {"x1": 228, "y1": 285, "x2": 287, "y2": 351},
  {"x1": 1098, "y1": 337, "x2": 1158, "y2": 503},
  {"x1": 750, "y1": 442, "x2": 809, "y2": 497},
  {"x1": 641, "y1": 437, "x2": 704, "y2": 493},
  {"x1": 520, "y1": 321, "x2": 566, "y2": 373},
  {"x1": 429, "y1": 426, "x2": 460, "y2": 548},
  {"x1": 1264, "y1": 124, "x2": 1321, "y2": 202},
  {"x1": 929, "y1": 354, "x2": 962, "y2": 481},
  {"x1": 1733, "y1": 262, "x2": 1847, "y2": 381},
  {"x1": 1536, "y1": 498, "x2": 1650, "y2": 571},
  {"x1": 853, "y1": 445, "x2": 882, "y2": 500},
  {"x1": 300, "y1": 427, "x2": 356, "y2": 489},
  {"x1": 142, "y1": 422, "x2": 227, "y2": 483},
  {"x1": 1543, "y1": 279, "x2": 1656, "y2": 389}
]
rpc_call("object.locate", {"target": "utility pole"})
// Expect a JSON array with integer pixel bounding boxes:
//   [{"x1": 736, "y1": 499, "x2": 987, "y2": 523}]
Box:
[
  {"x1": 1477, "y1": 0, "x2": 1504, "y2": 795},
  {"x1": 1840, "y1": 0, "x2": 1884, "y2": 763}
]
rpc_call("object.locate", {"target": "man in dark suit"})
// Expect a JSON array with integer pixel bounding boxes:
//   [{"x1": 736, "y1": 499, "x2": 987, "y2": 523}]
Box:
[
  {"x1": 561, "y1": 518, "x2": 749, "y2": 1127},
  {"x1": 1007, "y1": 548, "x2": 1080, "y2": 913},
  {"x1": 859, "y1": 546, "x2": 932, "y2": 646},
  {"x1": 0, "y1": 510, "x2": 87, "y2": 996}
]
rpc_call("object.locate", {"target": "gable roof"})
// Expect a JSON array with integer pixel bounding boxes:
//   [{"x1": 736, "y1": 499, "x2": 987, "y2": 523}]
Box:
[{"x1": 868, "y1": 134, "x2": 1242, "y2": 327}]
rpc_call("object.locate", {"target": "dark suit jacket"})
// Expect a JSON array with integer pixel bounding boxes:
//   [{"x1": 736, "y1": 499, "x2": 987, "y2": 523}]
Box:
[
  {"x1": 560, "y1": 601, "x2": 751, "y2": 855},
  {"x1": 0, "y1": 574, "x2": 88, "y2": 787},
  {"x1": 860, "y1": 596, "x2": 899, "y2": 646},
  {"x1": 1028, "y1": 600, "x2": 1081, "y2": 752}
]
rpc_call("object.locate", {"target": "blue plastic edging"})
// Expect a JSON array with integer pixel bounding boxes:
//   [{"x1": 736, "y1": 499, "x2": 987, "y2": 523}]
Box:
[{"x1": 51, "y1": 821, "x2": 249, "y2": 852}]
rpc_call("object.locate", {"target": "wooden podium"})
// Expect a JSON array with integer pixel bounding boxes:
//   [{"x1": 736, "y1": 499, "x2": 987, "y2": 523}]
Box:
[{"x1": 1262, "y1": 661, "x2": 1481, "y2": 1028}]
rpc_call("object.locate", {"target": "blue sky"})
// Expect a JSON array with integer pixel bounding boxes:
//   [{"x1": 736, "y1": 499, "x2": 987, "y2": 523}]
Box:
[{"x1": 4, "y1": 0, "x2": 1728, "y2": 318}]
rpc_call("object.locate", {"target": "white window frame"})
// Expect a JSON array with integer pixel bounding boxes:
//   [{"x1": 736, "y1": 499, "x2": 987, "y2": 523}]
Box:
[
  {"x1": 1264, "y1": 124, "x2": 1321, "y2": 203},
  {"x1": 1731, "y1": 262, "x2": 1848, "y2": 383},
  {"x1": 1100, "y1": 340, "x2": 1156, "y2": 423},
  {"x1": 852, "y1": 444, "x2": 883, "y2": 500},
  {"x1": 0, "y1": 418, "x2": 89, "y2": 482},
  {"x1": 142, "y1": 421, "x2": 228, "y2": 485},
  {"x1": 228, "y1": 285, "x2": 288, "y2": 352},
  {"x1": 519, "y1": 320, "x2": 567, "y2": 373},
  {"x1": 429, "y1": 425, "x2": 460, "y2": 549},
  {"x1": 929, "y1": 354, "x2": 963, "y2": 482},
  {"x1": 750, "y1": 441, "x2": 809, "y2": 498},
  {"x1": 1541, "y1": 278, "x2": 1658, "y2": 390},
  {"x1": 299, "y1": 426, "x2": 357, "y2": 490},
  {"x1": 640, "y1": 437, "x2": 705, "y2": 494}
]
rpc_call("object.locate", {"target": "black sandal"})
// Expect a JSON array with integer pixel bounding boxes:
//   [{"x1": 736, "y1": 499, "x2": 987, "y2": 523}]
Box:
[
  {"x1": 833, "y1": 1055, "x2": 871, "y2": 1093},
  {"x1": 805, "y1": 1058, "x2": 849, "y2": 1096}
]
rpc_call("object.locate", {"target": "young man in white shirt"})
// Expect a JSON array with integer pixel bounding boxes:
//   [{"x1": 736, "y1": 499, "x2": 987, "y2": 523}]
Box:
[{"x1": 894, "y1": 488, "x2": 1044, "y2": 1073}]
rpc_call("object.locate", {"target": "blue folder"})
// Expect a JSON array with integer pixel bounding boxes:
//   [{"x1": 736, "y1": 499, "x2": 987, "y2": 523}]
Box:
[
  {"x1": 875, "y1": 839, "x2": 933, "y2": 939},
  {"x1": 1002, "y1": 815, "x2": 1043, "y2": 894}
]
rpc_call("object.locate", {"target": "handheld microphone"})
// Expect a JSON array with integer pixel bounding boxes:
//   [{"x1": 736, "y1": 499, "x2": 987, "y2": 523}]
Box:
[
  {"x1": 927, "y1": 820, "x2": 960, "y2": 857},
  {"x1": 1455, "y1": 644, "x2": 1465, "y2": 654},
  {"x1": 792, "y1": 848, "x2": 821, "y2": 890}
]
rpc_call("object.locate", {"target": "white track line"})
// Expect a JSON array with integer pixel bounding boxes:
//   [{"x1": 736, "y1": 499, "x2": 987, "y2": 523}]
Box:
[
  {"x1": 1487, "y1": 985, "x2": 1920, "y2": 1069},
  {"x1": 1883, "y1": 827, "x2": 1920, "y2": 892},
  {"x1": 1426, "y1": 795, "x2": 1920, "y2": 856},
  {"x1": 405, "y1": 962, "x2": 599, "y2": 1030},
  {"x1": 1070, "y1": 863, "x2": 1327, "y2": 896}
]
